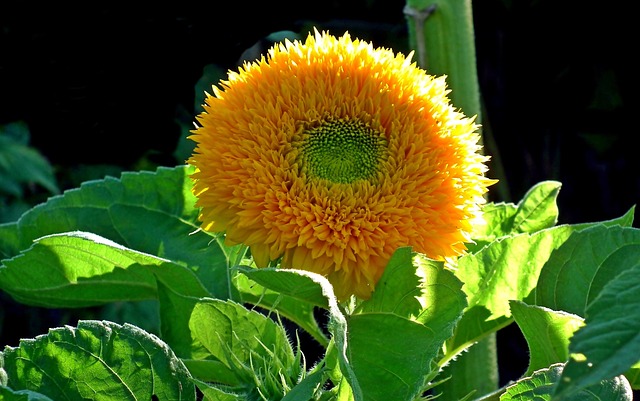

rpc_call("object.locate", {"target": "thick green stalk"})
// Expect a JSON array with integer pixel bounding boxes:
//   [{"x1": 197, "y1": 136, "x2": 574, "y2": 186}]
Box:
[
  {"x1": 404, "y1": 1, "x2": 500, "y2": 399},
  {"x1": 404, "y1": 0, "x2": 511, "y2": 202},
  {"x1": 404, "y1": 0, "x2": 481, "y2": 122}
]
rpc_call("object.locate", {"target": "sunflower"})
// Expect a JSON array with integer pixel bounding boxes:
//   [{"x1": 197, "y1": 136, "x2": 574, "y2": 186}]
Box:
[{"x1": 188, "y1": 29, "x2": 495, "y2": 300}]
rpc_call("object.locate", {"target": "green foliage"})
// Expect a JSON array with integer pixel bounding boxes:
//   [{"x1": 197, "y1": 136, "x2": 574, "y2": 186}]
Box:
[
  {"x1": 501, "y1": 364, "x2": 632, "y2": 401},
  {"x1": 0, "y1": 121, "x2": 59, "y2": 223},
  {"x1": 0, "y1": 320, "x2": 195, "y2": 400},
  {"x1": 0, "y1": 165, "x2": 637, "y2": 400}
]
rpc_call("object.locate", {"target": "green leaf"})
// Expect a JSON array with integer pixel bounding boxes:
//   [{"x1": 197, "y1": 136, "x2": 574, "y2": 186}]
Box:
[
  {"x1": 281, "y1": 366, "x2": 327, "y2": 401},
  {"x1": 500, "y1": 363, "x2": 632, "y2": 401},
  {"x1": 0, "y1": 165, "x2": 234, "y2": 299},
  {"x1": 358, "y1": 248, "x2": 466, "y2": 338},
  {"x1": 196, "y1": 381, "x2": 244, "y2": 401},
  {"x1": 449, "y1": 225, "x2": 576, "y2": 356},
  {"x1": 510, "y1": 181, "x2": 561, "y2": 234},
  {"x1": 346, "y1": 313, "x2": 441, "y2": 401},
  {"x1": 0, "y1": 320, "x2": 196, "y2": 400},
  {"x1": 0, "y1": 231, "x2": 210, "y2": 308},
  {"x1": 241, "y1": 269, "x2": 363, "y2": 399},
  {"x1": 510, "y1": 301, "x2": 584, "y2": 376},
  {"x1": 553, "y1": 263, "x2": 640, "y2": 398},
  {"x1": 343, "y1": 249, "x2": 463, "y2": 400},
  {"x1": 571, "y1": 206, "x2": 636, "y2": 231},
  {"x1": 236, "y1": 266, "x2": 333, "y2": 347},
  {"x1": 0, "y1": 387, "x2": 55, "y2": 401},
  {"x1": 536, "y1": 225, "x2": 640, "y2": 316},
  {"x1": 357, "y1": 247, "x2": 421, "y2": 316},
  {"x1": 472, "y1": 181, "x2": 561, "y2": 248},
  {"x1": 188, "y1": 299, "x2": 301, "y2": 398},
  {"x1": 0, "y1": 122, "x2": 59, "y2": 197},
  {"x1": 235, "y1": 269, "x2": 329, "y2": 347},
  {"x1": 238, "y1": 266, "x2": 329, "y2": 309}
]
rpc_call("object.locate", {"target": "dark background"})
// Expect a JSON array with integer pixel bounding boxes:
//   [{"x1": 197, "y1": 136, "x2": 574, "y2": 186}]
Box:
[{"x1": 1, "y1": 0, "x2": 636, "y2": 391}]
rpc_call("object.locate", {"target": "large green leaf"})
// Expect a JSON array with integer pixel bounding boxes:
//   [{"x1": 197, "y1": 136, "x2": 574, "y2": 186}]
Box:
[
  {"x1": 358, "y1": 248, "x2": 466, "y2": 342},
  {"x1": 342, "y1": 248, "x2": 464, "y2": 400},
  {"x1": 448, "y1": 207, "x2": 635, "y2": 358},
  {"x1": 500, "y1": 363, "x2": 632, "y2": 401},
  {"x1": 553, "y1": 263, "x2": 640, "y2": 398},
  {"x1": 0, "y1": 165, "x2": 234, "y2": 299},
  {"x1": 510, "y1": 301, "x2": 584, "y2": 376},
  {"x1": 449, "y1": 225, "x2": 576, "y2": 356},
  {"x1": 0, "y1": 231, "x2": 210, "y2": 308},
  {"x1": 536, "y1": 224, "x2": 640, "y2": 316},
  {"x1": 238, "y1": 267, "x2": 330, "y2": 309},
  {"x1": 0, "y1": 320, "x2": 196, "y2": 400},
  {"x1": 346, "y1": 313, "x2": 443, "y2": 401}
]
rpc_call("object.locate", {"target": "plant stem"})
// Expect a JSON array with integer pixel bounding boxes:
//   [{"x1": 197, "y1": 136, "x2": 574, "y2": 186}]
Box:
[
  {"x1": 404, "y1": 0, "x2": 481, "y2": 124},
  {"x1": 404, "y1": 0, "x2": 511, "y2": 202},
  {"x1": 404, "y1": 1, "x2": 501, "y2": 398}
]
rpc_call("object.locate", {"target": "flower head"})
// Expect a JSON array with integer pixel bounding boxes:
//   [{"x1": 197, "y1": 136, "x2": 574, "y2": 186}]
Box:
[{"x1": 188, "y1": 29, "x2": 495, "y2": 300}]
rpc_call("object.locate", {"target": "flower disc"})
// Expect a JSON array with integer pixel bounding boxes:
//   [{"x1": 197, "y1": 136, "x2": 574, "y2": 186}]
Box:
[{"x1": 188, "y1": 29, "x2": 495, "y2": 299}]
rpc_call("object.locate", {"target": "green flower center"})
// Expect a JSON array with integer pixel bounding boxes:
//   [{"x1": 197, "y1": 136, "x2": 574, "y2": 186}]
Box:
[{"x1": 298, "y1": 119, "x2": 387, "y2": 184}]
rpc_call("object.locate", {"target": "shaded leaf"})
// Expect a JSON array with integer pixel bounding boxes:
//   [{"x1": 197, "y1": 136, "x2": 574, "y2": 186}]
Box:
[
  {"x1": 536, "y1": 225, "x2": 640, "y2": 316},
  {"x1": 281, "y1": 365, "x2": 327, "y2": 401},
  {"x1": 0, "y1": 122, "x2": 59, "y2": 197},
  {"x1": 553, "y1": 263, "x2": 640, "y2": 398},
  {"x1": 0, "y1": 388, "x2": 54, "y2": 401},
  {"x1": 501, "y1": 363, "x2": 632, "y2": 401},
  {"x1": 346, "y1": 313, "x2": 441, "y2": 401}
]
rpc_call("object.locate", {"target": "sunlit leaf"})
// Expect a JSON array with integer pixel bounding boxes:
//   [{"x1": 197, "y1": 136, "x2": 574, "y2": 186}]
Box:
[
  {"x1": 188, "y1": 299, "x2": 303, "y2": 399},
  {"x1": 358, "y1": 248, "x2": 466, "y2": 338},
  {"x1": 449, "y1": 206, "x2": 635, "y2": 359},
  {"x1": 238, "y1": 267, "x2": 329, "y2": 309},
  {"x1": 196, "y1": 381, "x2": 244, "y2": 401},
  {"x1": 342, "y1": 249, "x2": 462, "y2": 400},
  {"x1": 0, "y1": 165, "x2": 234, "y2": 299},
  {"x1": 449, "y1": 225, "x2": 575, "y2": 355},
  {"x1": 0, "y1": 320, "x2": 195, "y2": 400},
  {"x1": 471, "y1": 181, "x2": 561, "y2": 250},
  {"x1": 235, "y1": 270, "x2": 328, "y2": 347},
  {"x1": 510, "y1": 301, "x2": 584, "y2": 376},
  {"x1": 0, "y1": 231, "x2": 209, "y2": 308}
]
